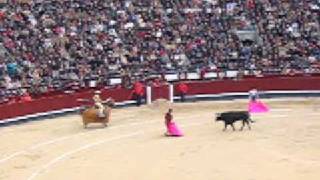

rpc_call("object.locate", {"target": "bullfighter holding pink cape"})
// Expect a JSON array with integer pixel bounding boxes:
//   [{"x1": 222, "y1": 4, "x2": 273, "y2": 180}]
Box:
[
  {"x1": 248, "y1": 89, "x2": 269, "y2": 113},
  {"x1": 164, "y1": 109, "x2": 183, "y2": 137}
]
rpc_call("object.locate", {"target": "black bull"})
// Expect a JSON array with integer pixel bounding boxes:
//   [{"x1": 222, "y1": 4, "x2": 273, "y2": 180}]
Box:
[{"x1": 215, "y1": 111, "x2": 254, "y2": 131}]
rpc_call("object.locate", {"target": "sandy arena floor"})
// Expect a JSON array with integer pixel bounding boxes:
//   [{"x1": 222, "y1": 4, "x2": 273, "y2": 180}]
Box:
[{"x1": 0, "y1": 98, "x2": 320, "y2": 180}]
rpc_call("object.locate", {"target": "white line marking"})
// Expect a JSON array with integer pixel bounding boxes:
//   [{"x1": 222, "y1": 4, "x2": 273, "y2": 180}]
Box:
[
  {"x1": 0, "y1": 121, "x2": 149, "y2": 164},
  {"x1": 27, "y1": 131, "x2": 142, "y2": 180},
  {"x1": 27, "y1": 121, "x2": 207, "y2": 180},
  {"x1": 1, "y1": 100, "x2": 137, "y2": 125},
  {"x1": 0, "y1": 151, "x2": 24, "y2": 164},
  {"x1": 179, "y1": 121, "x2": 207, "y2": 128},
  {"x1": 32, "y1": 112, "x2": 320, "y2": 180},
  {"x1": 253, "y1": 115, "x2": 289, "y2": 118},
  {"x1": 0, "y1": 114, "x2": 202, "y2": 164},
  {"x1": 0, "y1": 106, "x2": 312, "y2": 165},
  {"x1": 303, "y1": 113, "x2": 320, "y2": 116},
  {"x1": 270, "y1": 115, "x2": 289, "y2": 118},
  {"x1": 270, "y1": 109, "x2": 293, "y2": 112}
]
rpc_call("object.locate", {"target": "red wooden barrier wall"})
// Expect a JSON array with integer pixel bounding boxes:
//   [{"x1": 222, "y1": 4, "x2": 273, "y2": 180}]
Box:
[{"x1": 1, "y1": 76, "x2": 320, "y2": 121}]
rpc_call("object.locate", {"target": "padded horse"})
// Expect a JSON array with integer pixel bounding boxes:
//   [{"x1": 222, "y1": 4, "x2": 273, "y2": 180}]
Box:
[{"x1": 81, "y1": 99, "x2": 115, "y2": 128}]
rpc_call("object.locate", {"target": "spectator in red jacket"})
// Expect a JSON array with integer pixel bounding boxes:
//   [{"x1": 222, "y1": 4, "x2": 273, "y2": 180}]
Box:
[
  {"x1": 177, "y1": 82, "x2": 189, "y2": 102},
  {"x1": 133, "y1": 80, "x2": 144, "y2": 106},
  {"x1": 20, "y1": 92, "x2": 32, "y2": 102}
]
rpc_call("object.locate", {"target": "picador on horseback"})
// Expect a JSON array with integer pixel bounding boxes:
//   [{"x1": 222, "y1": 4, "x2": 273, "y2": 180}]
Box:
[
  {"x1": 93, "y1": 90, "x2": 106, "y2": 118},
  {"x1": 79, "y1": 90, "x2": 114, "y2": 128}
]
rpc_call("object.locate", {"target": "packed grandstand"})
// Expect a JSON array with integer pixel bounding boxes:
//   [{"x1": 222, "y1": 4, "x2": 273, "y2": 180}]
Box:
[{"x1": 0, "y1": 0, "x2": 319, "y2": 103}]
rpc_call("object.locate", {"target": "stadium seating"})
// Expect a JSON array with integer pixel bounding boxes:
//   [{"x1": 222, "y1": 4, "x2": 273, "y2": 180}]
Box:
[{"x1": 0, "y1": 0, "x2": 319, "y2": 100}]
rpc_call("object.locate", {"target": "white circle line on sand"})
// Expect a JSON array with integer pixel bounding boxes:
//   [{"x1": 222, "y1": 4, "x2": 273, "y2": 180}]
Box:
[
  {"x1": 253, "y1": 114, "x2": 289, "y2": 118},
  {"x1": 26, "y1": 131, "x2": 143, "y2": 180},
  {"x1": 0, "y1": 106, "x2": 307, "y2": 164},
  {"x1": 0, "y1": 120, "x2": 154, "y2": 164},
  {"x1": 0, "y1": 114, "x2": 203, "y2": 164},
  {"x1": 0, "y1": 110, "x2": 298, "y2": 164},
  {"x1": 270, "y1": 109, "x2": 294, "y2": 112},
  {"x1": 306, "y1": 113, "x2": 320, "y2": 116},
  {"x1": 26, "y1": 121, "x2": 208, "y2": 180},
  {"x1": 0, "y1": 151, "x2": 24, "y2": 164}
]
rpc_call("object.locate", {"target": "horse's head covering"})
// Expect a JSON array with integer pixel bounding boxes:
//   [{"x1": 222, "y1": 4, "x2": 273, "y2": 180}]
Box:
[{"x1": 94, "y1": 90, "x2": 101, "y2": 94}]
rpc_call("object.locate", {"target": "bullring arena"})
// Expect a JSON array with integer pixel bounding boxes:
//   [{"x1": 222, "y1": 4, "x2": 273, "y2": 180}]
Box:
[
  {"x1": 1, "y1": 1, "x2": 320, "y2": 179},
  {"x1": 1, "y1": 97, "x2": 320, "y2": 180}
]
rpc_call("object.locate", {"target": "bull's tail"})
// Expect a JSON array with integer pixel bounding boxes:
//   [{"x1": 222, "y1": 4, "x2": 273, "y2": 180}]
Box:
[{"x1": 249, "y1": 118, "x2": 255, "y2": 123}]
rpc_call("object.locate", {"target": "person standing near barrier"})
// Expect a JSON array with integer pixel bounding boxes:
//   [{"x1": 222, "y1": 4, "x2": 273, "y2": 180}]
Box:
[
  {"x1": 133, "y1": 80, "x2": 144, "y2": 106},
  {"x1": 177, "y1": 82, "x2": 188, "y2": 102}
]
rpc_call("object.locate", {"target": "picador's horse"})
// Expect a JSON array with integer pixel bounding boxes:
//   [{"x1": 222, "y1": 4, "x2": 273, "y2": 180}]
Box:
[
  {"x1": 215, "y1": 111, "x2": 254, "y2": 131},
  {"x1": 79, "y1": 99, "x2": 115, "y2": 128}
]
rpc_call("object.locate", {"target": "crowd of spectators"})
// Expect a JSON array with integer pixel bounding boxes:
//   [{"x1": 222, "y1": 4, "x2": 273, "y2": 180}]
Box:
[{"x1": 0, "y1": 0, "x2": 319, "y2": 101}]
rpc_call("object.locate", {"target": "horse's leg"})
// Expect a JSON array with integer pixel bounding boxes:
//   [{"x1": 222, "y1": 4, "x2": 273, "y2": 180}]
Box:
[
  {"x1": 103, "y1": 122, "x2": 107, "y2": 127},
  {"x1": 103, "y1": 117, "x2": 108, "y2": 127},
  {"x1": 104, "y1": 108, "x2": 110, "y2": 127},
  {"x1": 106, "y1": 108, "x2": 111, "y2": 123},
  {"x1": 83, "y1": 122, "x2": 88, "y2": 129}
]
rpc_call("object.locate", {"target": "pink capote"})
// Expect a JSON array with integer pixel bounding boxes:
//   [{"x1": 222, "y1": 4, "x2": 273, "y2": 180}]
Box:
[
  {"x1": 166, "y1": 122, "x2": 184, "y2": 136},
  {"x1": 248, "y1": 100, "x2": 269, "y2": 113}
]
